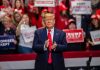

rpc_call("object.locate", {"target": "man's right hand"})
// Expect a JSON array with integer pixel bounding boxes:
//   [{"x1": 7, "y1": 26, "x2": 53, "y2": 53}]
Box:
[{"x1": 45, "y1": 39, "x2": 49, "y2": 48}]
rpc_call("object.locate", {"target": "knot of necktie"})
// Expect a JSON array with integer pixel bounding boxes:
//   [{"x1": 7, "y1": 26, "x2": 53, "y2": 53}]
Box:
[{"x1": 48, "y1": 29, "x2": 51, "y2": 33}]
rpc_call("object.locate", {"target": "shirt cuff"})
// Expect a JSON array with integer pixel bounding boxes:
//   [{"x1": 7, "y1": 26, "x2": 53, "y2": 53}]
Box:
[{"x1": 44, "y1": 44, "x2": 47, "y2": 51}]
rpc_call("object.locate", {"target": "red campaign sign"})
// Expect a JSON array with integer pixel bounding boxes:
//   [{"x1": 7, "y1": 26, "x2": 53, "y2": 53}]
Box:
[{"x1": 63, "y1": 29, "x2": 84, "y2": 43}]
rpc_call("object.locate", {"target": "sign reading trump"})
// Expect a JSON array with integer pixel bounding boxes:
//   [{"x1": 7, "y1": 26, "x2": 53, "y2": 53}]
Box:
[
  {"x1": 70, "y1": 0, "x2": 92, "y2": 14},
  {"x1": 0, "y1": 35, "x2": 15, "y2": 49},
  {"x1": 90, "y1": 30, "x2": 100, "y2": 45},
  {"x1": 63, "y1": 29, "x2": 84, "y2": 43}
]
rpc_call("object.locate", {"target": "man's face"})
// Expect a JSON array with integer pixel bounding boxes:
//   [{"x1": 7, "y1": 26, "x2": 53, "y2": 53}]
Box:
[{"x1": 44, "y1": 13, "x2": 55, "y2": 29}]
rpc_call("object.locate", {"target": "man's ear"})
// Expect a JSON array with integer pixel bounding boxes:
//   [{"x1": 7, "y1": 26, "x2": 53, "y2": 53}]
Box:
[{"x1": 43, "y1": 18, "x2": 46, "y2": 25}]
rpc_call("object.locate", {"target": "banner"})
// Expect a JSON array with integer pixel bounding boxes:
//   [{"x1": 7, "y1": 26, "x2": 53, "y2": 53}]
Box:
[
  {"x1": 70, "y1": 1, "x2": 92, "y2": 14},
  {"x1": 21, "y1": 26, "x2": 36, "y2": 43},
  {"x1": 34, "y1": 0, "x2": 55, "y2": 7},
  {"x1": 63, "y1": 29, "x2": 84, "y2": 43},
  {"x1": 0, "y1": 35, "x2": 15, "y2": 50},
  {"x1": 90, "y1": 30, "x2": 100, "y2": 45}
]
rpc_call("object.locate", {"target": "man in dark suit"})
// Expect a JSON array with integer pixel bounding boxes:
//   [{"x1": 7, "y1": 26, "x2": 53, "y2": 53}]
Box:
[{"x1": 33, "y1": 12, "x2": 67, "y2": 70}]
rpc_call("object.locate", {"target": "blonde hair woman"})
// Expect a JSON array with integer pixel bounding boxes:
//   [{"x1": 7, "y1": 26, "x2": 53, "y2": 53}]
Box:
[
  {"x1": 16, "y1": 14, "x2": 36, "y2": 53},
  {"x1": 1, "y1": 15, "x2": 17, "y2": 54},
  {"x1": 2, "y1": 15, "x2": 16, "y2": 35}
]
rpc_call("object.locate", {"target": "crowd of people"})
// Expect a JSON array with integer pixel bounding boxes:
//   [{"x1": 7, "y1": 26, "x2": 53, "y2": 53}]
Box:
[{"x1": 0, "y1": 0, "x2": 100, "y2": 54}]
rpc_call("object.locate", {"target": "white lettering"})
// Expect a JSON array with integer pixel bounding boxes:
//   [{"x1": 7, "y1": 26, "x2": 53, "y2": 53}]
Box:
[{"x1": 67, "y1": 32, "x2": 82, "y2": 39}]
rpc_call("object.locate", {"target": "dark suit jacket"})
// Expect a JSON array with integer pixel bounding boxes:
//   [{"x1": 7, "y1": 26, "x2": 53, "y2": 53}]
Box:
[{"x1": 33, "y1": 28, "x2": 67, "y2": 70}]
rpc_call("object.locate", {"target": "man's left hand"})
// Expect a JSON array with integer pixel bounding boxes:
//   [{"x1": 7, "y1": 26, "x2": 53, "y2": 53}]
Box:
[{"x1": 52, "y1": 42, "x2": 57, "y2": 50}]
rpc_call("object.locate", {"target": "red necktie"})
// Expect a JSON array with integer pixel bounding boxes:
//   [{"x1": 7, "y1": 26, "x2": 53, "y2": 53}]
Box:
[{"x1": 48, "y1": 29, "x2": 52, "y2": 64}]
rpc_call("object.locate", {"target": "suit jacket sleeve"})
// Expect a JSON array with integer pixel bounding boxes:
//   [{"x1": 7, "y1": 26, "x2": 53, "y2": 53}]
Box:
[
  {"x1": 32, "y1": 30, "x2": 45, "y2": 53},
  {"x1": 54, "y1": 32, "x2": 67, "y2": 53}
]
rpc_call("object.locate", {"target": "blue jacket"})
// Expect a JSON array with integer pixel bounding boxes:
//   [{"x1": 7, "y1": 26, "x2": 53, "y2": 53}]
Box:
[{"x1": 33, "y1": 28, "x2": 67, "y2": 70}]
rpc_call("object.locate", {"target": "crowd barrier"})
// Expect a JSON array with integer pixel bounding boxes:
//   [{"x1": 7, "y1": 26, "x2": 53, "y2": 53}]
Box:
[{"x1": 0, "y1": 51, "x2": 100, "y2": 69}]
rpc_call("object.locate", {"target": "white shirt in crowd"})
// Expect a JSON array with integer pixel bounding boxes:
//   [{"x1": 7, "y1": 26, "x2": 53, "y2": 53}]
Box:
[{"x1": 19, "y1": 24, "x2": 36, "y2": 48}]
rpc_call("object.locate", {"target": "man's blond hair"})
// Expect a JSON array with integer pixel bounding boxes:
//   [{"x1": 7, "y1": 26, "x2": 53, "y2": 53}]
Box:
[{"x1": 44, "y1": 12, "x2": 55, "y2": 19}]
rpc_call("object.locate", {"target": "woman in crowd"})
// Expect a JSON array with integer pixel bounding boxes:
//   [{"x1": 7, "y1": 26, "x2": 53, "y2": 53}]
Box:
[
  {"x1": 87, "y1": 14, "x2": 100, "y2": 50},
  {"x1": 0, "y1": 15, "x2": 17, "y2": 54},
  {"x1": 2, "y1": 15, "x2": 16, "y2": 35},
  {"x1": 55, "y1": 1, "x2": 68, "y2": 30},
  {"x1": 12, "y1": 0, "x2": 24, "y2": 14},
  {"x1": 16, "y1": 14, "x2": 36, "y2": 53},
  {"x1": 0, "y1": 0, "x2": 13, "y2": 16},
  {"x1": 27, "y1": 0, "x2": 39, "y2": 27},
  {"x1": 66, "y1": 18, "x2": 86, "y2": 51},
  {"x1": 12, "y1": 11, "x2": 22, "y2": 27}
]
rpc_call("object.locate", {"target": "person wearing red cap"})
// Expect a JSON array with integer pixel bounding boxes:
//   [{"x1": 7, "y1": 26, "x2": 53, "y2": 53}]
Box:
[
  {"x1": 67, "y1": 18, "x2": 76, "y2": 29},
  {"x1": 59, "y1": 2, "x2": 68, "y2": 12},
  {"x1": 66, "y1": 18, "x2": 86, "y2": 51},
  {"x1": 27, "y1": 0, "x2": 39, "y2": 27},
  {"x1": 55, "y1": 1, "x2": 68, "y2": 30},
  {"x1": 86, "y1": 14, "x2": 100, "y2": 50}
]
